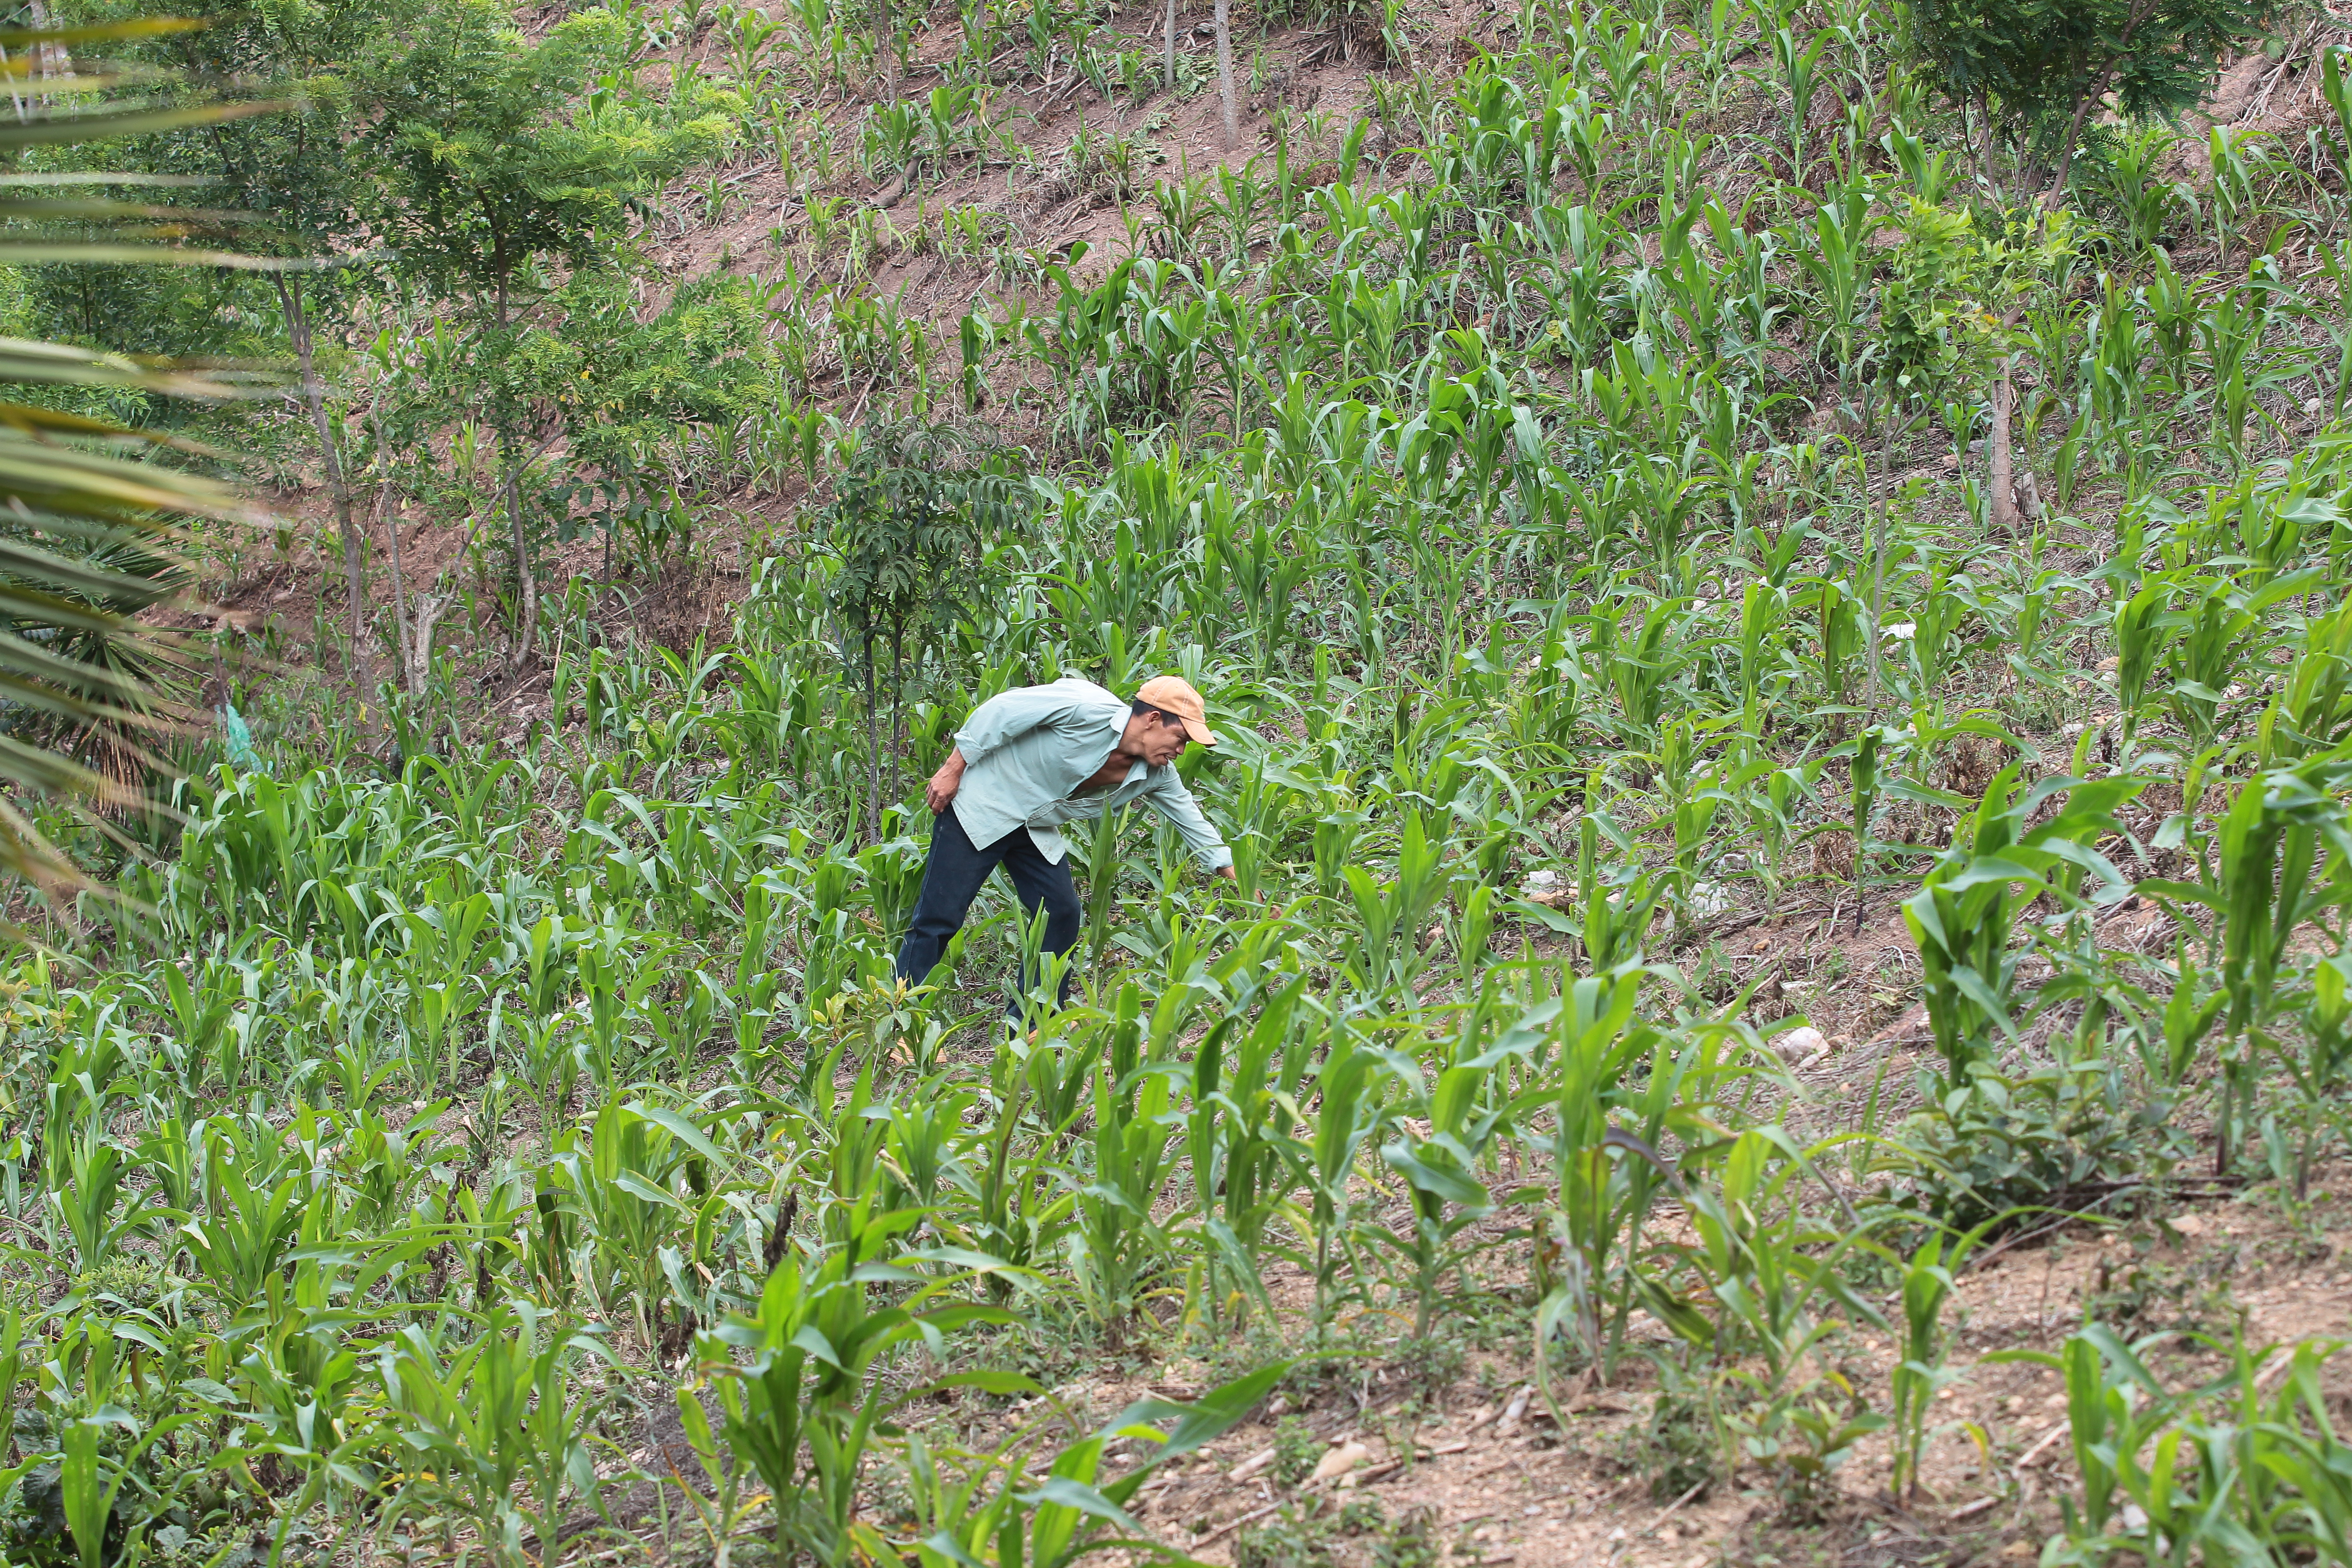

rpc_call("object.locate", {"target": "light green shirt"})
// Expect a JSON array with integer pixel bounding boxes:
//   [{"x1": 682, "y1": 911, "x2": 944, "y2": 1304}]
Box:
[{"x1": 951, "y1": 677, "x2": 1233, "y2": 870}]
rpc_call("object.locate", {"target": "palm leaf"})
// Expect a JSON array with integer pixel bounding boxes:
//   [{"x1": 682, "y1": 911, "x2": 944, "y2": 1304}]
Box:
[{"x1": 0, "y1": 18, "x2": 283, "y2": 895}]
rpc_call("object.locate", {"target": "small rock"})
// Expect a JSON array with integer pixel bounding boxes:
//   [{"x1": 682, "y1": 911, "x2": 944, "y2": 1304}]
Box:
[
  {"x1": 1310, "y1": 1441, "x2": 1368, "y2": 1483},
  {"x1": 2171, "y1": 1214, "x2": 2207, "y2": 1237},
  {"x1": 1783, "y1": 1025, "x2": 1829, "y2": 1061}
]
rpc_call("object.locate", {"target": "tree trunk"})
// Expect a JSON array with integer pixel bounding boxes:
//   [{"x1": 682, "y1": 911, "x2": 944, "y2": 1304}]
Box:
[
  {"x1": 889, "y1": 626, "x2": 905, "y2": 815},
  {"x1": 1989, "y1": 358, "x2": 2021, "y2": 534},
  {"x1": 1866, "y1": 397, "x2": 1895, "y2": 703},
  {"x1": 375, "y1": 409, "x2": 415, "y2": 688},
  {"x1": 276, "y1": 277, "x2": 366, "y2": 692},
  {"x1": 861, "y1": 635, "x2": 881, "y2": 841},
  {"x1": 1164, "y1": 0, "x2": 1176, "y2": 86},
  {"x1": 1214, "y1": 0, "x2": 1237, "y2": 150},
  {"x1": 484, "y1": 261, "x2": 539, "y2": 673},
  {"x1": 410, "y1": 591, "x2": 450, "y2": 697},
  {"x1": 502, "y1": 442, "x2": 538, "y2": 673}
]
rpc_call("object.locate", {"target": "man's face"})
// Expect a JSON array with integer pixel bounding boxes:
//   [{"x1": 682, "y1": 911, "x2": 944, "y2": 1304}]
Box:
[{"x1": 1136, "y1": 712, "x2": 1189, "y2": 766}]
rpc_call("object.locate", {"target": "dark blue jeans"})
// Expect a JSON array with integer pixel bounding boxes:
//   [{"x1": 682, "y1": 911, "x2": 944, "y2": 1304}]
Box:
[{"x1": 894, "y1": 807, "x2": 1083, "y2": 1015}]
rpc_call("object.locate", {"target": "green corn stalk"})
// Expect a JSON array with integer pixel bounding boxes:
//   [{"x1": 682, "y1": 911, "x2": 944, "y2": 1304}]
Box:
[
  {"x1": 1183, "y1": 980, "x2": 1306, "y2": 1323},
  {"x1": 1656, "y1": 1128, "x2": 1886, "y2": 1407},
  {"x1": 1986, "y1": 1327, "x2": 2180, "y2": 1548},
  {"x1": 550, "y1": 1097, "x2": 727, "y2": 1350},
  {"x1": 1082, "y1": 804, "x2": 1127, "y2": 968},
  {"x1": 908, "y1": 1365, "x2": 1290, "y2": 1568},
  {"x1": 1905, "y1": 768, "x2": 2142, "y2": 1092},
  {"x1": 46, "y1": 1126, "x2": 139, "y2": 1274},
  {"x1": 2111, "y1": 578, "x2": 2172, "y2": 749},
  {"x1": 704, "y1": 1211, "x2": 1020, "y2": 1562},
  {"x1": 2142, "y1": 754, "x2": 2352, "y2": 1173},
  {"x1": 373, "y1": 1300, "x2": 610, "y2": 1566},
  {"x1": 2259, "y1": 598, "x2": 2352, "y2": 764},
  {"x1": 1566, "y1": 811, "x2": 1662, "y2": 974},
  {"x1": 1069, "y1": 1054, "x2": 1178, "y2": 1332},
  {"x1": 1376, "y1": 1035, "x2": 1504, "y2": 1338},
  {"x1": 1306, "y1": 1021, "x2": 1381, "y2": 1335},
  {"x1": 1848, "y1": 725, "x2": 1882, "y2": 884},
  {"x1": 181, "y1": 1120, "x2": 311, "y2": 1316},
  {"x1": 1805, "y1": 576, "x2": 1864, "y2": 712},
  {"x1": 1529, "y1": 972, "x2": 1667, "y2": 1386},
  {"x1": 1736, "y1": 580, "x2": 1786, "y2": 736},
  {"x1": 1889, "y1": 1219, "x2": 1997, "y2": 1503},
  {"x1": 2161, "y1": 568, "x2": 2306, "y2": 749}
]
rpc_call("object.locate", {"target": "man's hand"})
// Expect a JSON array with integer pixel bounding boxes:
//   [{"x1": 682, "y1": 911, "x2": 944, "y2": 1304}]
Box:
[
  {"x1": 1214, "y1": 865, "x2": 1268, "y2": 903},
  {"x1": 925, "y1": 750, "x2": 968, "y2": 813}
]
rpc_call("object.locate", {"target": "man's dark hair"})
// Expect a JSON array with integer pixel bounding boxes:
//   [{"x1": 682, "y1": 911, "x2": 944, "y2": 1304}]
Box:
[{"x1": 1131, "y1": 699, "x2": 1182, "y2": 725}]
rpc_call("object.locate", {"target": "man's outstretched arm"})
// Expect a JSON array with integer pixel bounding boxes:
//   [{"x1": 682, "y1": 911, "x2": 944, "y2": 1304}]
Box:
[{"x1": 1139, "y1": 770, "x2": 1242, "y2": 885}]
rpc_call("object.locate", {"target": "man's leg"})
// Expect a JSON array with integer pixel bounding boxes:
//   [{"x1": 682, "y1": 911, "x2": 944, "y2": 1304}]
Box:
[
  {"x1": 895, "y1": 809, "x2": 1008, "y2": 990},
  {"x1": 999, "y1": 833, "x2": 1086, "y2": 1011}
]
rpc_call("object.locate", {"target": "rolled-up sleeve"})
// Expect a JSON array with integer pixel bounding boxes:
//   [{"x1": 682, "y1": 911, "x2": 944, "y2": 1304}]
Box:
[{"x1": 1142, "y1": 770, "x2": 1233, "y2": 870}]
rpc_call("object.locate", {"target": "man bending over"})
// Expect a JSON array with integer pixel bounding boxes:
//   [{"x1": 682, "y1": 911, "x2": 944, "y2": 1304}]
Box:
[{"x1": 894, "y1": 674, "x2": 1236, "y2": 1016}]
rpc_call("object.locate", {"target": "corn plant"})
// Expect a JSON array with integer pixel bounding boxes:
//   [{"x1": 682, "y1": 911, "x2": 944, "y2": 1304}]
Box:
[
  {"x1": 906, "y1": 1365, "x2": 1291, "y2": 1568},
  {"x1": 1988, "y1": 1327, "x2": 2187, "y2": 1550},
  {"x1": 1549, "y1": 811, "x2": 1663, "y2": 973},
  {"x1": 374, "y1": 1301, "x2": 612, "y2": 1566},
  {"x1": 701, "y1": 1208, "x2": 1019, "y2": 1562},
  {"x1": 2143, "y1": 754, "x2": 2352, "y2": 1172},
  {"x1": 1183, "y1": 977, "x2": 1308, "y2": 1322},
  {"x1": 1373, "y1": 997, "x2": 1531, "y2": 1337},
  {"x1": 182, "y1": 1117, "x2": 313, "y2": 1317},
  {"x1": 1905, "y1": 769, "x2": 2141, "y2": 1093},
  {"x1": 1529, "y1": 972, "x2": 1669, "y2": 1384},
  {"x1": 2259, "y1": 598, "x2": 2352, "y2": 764},
  {"x1": 1888, "y1": 1219, "x2": 1997, "y2": 1503}
]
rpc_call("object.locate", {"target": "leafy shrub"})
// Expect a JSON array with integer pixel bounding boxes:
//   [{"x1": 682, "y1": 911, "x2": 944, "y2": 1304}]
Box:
[{"x1": 1886, "y1": 1063, "x2": 2188, "y2": 1229}]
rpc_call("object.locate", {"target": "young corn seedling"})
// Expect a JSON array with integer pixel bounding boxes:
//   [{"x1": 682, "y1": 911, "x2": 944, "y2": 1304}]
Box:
[
  {"x1": 1987, "y1": 1327, "x2": 2183, "y2": 1551},
  {"x1": 1375, "y1": 1043, "x2": 1502, "y2": 1339},
  {"x1": 1905, "y1": 768, "x2": 2141, "y2": 1093},
  {"x1": 1183, "y1": 978, "x2": 1308, "y2": 1324},
  {"x1": 1888, "y1": 1219, "x2": 1997, "y2": 1503},
  {"x1": 2258, "y1": 597, "x2": 2352, "y2": 763},
  {"x1": 702, "y1": 1206, "x2": 1020, "y2": 1563},
  {"x1": 2143, "y1": 754, "x2": 2352, "y2": 1172},
  {"x1": 1069, "y1": 1044, "x2": 1181, "y2": 1332},
  {"x1": 1529, "y1": 971, "x2": 1669, "y2": 1386},
  {"x1": 2111, "y1": 576, "x2": 2173, "y2": 751},
  {"x1": 2161, "y1": 567, "x2": 2305, "y2": 749},
  {"x1": 372, "y1": 1300, "x2": 612, "y2": 1567}
]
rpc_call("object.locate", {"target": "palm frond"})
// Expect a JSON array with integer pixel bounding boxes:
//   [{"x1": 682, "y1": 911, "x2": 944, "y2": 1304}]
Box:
[{"x1": 0, "y1": 16, "x2": 283, "y2": 896}]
